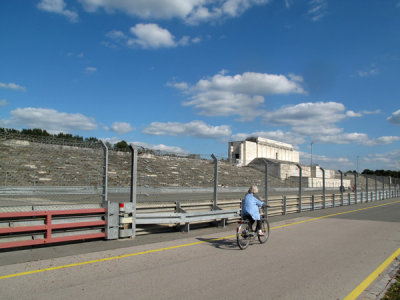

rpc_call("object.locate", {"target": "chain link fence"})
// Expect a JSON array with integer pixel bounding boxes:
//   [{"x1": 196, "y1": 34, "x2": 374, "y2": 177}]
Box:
[
  {"x1": 1, "y1": 133, "x2": 399, "y2": 207},
  {"x1": 0, "y1": 133, "x2": 106, "y2": 206}
]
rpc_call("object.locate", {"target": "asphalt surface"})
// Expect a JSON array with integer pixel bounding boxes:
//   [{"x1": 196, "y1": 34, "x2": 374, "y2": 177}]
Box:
[{"x1": 1, "y1": 198, "x2": 399, "y2": 299}]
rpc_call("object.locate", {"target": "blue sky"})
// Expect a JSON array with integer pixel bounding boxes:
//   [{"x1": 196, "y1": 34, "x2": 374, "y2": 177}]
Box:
[{"x1": 1, "y1": 0, "x2": 400, "y2": 171}]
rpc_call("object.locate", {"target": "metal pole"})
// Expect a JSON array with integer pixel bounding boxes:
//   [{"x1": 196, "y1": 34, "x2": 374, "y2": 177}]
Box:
[
  {"x1": 375, "y1": 175, "x2": 378, "y2": 201},
  {"x1": 321, "y1": 167, "x2": 326, "y2": 208},
  {"x1": 354, "y1": 173, "x2": 358, "y2": 204},
  {"x1": 129, "y1": 144, "x2": 138, "y2": 238},
  {"x1": 262, "y1": 159, "x2": 269, "y2": 216},
  {"x1": 382, "y1": 176, "x2": 385, "y2": 200},
  {"x1": 310, "y1": 141, "x2": 313, "y2": 188},
  {"x1": 211, "y1": 154, "x2": 218, "y2": 210},
  {"x1": 297, "y1": 164, "x2": 302, "y2": 212},
  {"x1": 389, "y1": 176, "x2": 391, "y2": 198},
  {"x1": 100, "y1": 140, "x2": 108, "y2": 204},
  {"x1": 366, "y1": 175, "x2": 369, "y2": 202},
  {"x1": 339, "y1": 170, "x2": 344, "y2": 206},
  {"x1": 129, "y1": 144, "x2": 137, "y2": 203}
]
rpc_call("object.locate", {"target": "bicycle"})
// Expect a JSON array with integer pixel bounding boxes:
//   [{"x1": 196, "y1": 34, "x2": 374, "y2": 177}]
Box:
[{"x1": 236, "y1": 213, "x2": 270, "y2": 250}]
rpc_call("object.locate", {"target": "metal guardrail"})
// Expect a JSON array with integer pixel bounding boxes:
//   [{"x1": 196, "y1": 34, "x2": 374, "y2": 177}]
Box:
[
  {"x1": 0, "y1": 207, "x2": 106, "y2": 249},
  {"x1": 1, "y1": 189, "x2": 399, "y2": 249},
  {"x1": 136, "y1": 208, "x2": 240, "y2": 232}
]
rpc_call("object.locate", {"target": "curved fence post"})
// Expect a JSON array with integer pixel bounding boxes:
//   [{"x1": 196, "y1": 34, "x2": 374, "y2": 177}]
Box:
[
  {"x1": 129, "y1": 144, "x2": 138, "y2": 238},
  {"x1": 101, "y1": 141, "x2": 118, "y2": 240},
  {"x1": 100, "y1": 140, "x2": 108, "y2": 204},
  {"x1": 211, "y1": 154, "x2": 218, "y2": 210},
  {"x1": 262, "y1": 159, "x2": 269, "y2": 216},
  {"x1": 339, "y1": 170, "x2": 344, "y2": 206},
  {"x1": 354, "y1": 173, "x2": 358, "y2": 204},
  {"x1": 296, "y1": 164, "x2": 302, "y2": 212},
  {"x1": 321, "y1": 167, "x2": 326, "y2": 208}
]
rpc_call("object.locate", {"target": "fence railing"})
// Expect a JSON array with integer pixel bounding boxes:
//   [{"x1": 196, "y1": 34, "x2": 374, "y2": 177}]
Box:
[{"x1": 0, "y1": 207, "x2": 106, "y2": 249}]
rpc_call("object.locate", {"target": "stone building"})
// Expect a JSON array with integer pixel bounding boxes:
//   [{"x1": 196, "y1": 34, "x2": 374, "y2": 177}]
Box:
[
  {"x1": 228, "y1": 137, "x2": 300, "y2": 166},
  {"x1": 229, "y1": 137, "x2": 350, "y2": 188}
]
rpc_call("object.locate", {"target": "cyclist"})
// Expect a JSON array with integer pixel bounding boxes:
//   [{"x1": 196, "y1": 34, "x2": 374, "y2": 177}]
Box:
[{"x1": 242, "y1": 185, "x2": 265, "y2": 236}]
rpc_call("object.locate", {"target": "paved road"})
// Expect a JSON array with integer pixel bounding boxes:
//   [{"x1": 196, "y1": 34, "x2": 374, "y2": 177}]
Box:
[{"x1": 1, "y1": 198, "x2": 399, "y2": 299}]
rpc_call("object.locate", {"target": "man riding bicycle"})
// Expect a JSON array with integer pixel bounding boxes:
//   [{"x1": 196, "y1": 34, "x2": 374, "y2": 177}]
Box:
[{"x1": 242, "y1": 185, "x2": 265, "y2": 236}]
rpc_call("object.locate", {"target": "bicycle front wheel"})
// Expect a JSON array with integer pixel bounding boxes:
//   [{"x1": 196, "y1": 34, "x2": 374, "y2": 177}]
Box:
[
  {"x1": 258, "y1": 218, "x2": 270, "y2": 244},
  {"x1": 237, "y1": 224, "x2": 250, "y2": 250}
]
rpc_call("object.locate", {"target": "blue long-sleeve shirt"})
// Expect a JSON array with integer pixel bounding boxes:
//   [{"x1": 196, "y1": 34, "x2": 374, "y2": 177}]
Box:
[{"x1": 242, "y1": 193, "x2": 264, "y2": 220}]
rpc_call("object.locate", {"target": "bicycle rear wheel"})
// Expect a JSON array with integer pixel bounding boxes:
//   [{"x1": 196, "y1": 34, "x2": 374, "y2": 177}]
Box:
[
  {"x1": 258, "y1": 218, "x2": 270, "y2": 244},
  {"x1": 237, "y1": 223, "x2": 250, "y2": 250}
]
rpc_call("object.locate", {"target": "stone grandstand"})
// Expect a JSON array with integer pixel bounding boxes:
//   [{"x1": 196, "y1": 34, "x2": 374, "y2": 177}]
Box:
[
  {"x1": 0, "y1": 137, "x2": 388, "y2": 191},
  {"x1": 0, "y1": 138, "x2": 280, "y2": 188}
]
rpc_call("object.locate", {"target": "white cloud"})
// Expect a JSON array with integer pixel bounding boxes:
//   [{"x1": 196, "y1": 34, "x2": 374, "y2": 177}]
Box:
[
  {"x1": 299, "y1": 151, "x2": 352, "y2": 170},
  {"x1": 357, "y1": 65, "x2": 379, "y2": 77},
  {"x1": 263, "y1": 102, "x2": 347, "y2": 127},
  {"x1": 78, "y1": 0, "x2": 270, "y2": 24},
  {"x1": 0, "y1": 82, "x2": 26, "y2": 92},
  {"x1": 106, "y1": 30, "x2": 127, "y2": 40},
  {"x1": 102, "y1": 138, "x2": 189, "y2": 155},
  {"x1": 85, "y1": 67, "x2": 97, "y2": 72},
  {"x1": 308, "y1": 0, "x2": 328, "y2": 22},
  {"x1": 143, "y1": 120, "x2": 231, "y2": 139},
  {"x1": 364, "y1": 149, "x2": 400, "y2": 169},
  {"x1": 387, "y1": 109, "x2": 400, "y2": 125},
  {"x1": 314, "y1": 132, "x2": 400, "y2": 146},
  {"x1": 231, "y1": 130, "x2": 306, "y2": 146},
  {"x1": 107, "y1": 24, "x2": 193, "y2": 49},
  {"x1": 183, "y1": 91, "x2": 265, "y2": 121},
  {"x1": 193, "y1": 71, "x2": 305, "y2": 95},
  {"x1": 361, "y1": 109, "x2": 381, "y2": 115},
  {"x1": 173, "y1": 71, "x2": 305, "y2": 120},
  {"x1": 133, "y1": 141, "x2": 189, "y2": 155},
  {"x1": 0, "y1": 99, "x2": 8, "y2": 106},
  {"x1": 0, "y1": 107, "x2": 97, "y2": 132},
  {"x1": 129, "y1": 24, "x2": 177, "y2": 49},
  {"x1": 37, "y1": 0, "x2": 78, "y2": 23},
  {"x1": 111, "y1": 122, "x2": 135, "y2": 134},
  {"x1": 346, "y1": 110, "x2": 362, "y2": 117}
]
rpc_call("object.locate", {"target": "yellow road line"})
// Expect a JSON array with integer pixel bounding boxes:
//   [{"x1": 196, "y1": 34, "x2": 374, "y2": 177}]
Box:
[
  {"x1": 344, "y1": 247, "x2": 400, "y2": 300},
  {"x1": 1, "y1": 199, "x2": 399, "y2": 281}
]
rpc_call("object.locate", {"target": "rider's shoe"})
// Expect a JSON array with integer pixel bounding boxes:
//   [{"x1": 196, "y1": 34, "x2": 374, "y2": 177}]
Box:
[{"x1": 257, "y1": 230, "x2": 264, "y2": 236}]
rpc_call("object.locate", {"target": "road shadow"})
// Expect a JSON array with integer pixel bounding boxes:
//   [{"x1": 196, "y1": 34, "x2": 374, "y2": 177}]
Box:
[{"x1": 196, "y1": 237, "x2": 241, "y2": 250}]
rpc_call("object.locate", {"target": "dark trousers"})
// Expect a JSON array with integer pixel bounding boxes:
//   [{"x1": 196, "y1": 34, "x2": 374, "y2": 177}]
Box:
[{"x1": 243, "y1": 214, "x2": 262, "y2": 231}]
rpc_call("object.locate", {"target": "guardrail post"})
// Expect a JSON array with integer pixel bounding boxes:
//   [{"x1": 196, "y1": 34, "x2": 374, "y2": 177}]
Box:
[
  {"x1": 366, "y1": 174, "x2": 369, "y2": 202},
  {"x1": 296, "y1": 164, "x2": 302, "y2": 212},
  {"x1": 312, "y1": 194, "x2": 315, "y2": 211},
  {"x1": 332, "y1": 193, "x2": 335, "y2": 207},
  {"x1": 382, "y1": 176, "x2": 385, "y2": 200},
  {"x1": 283, "y1": 195, "x2": 287, "y2": 215},
  {"x1": 211, "y1": 154, "x2": 218, "y2": 210},
  {"x1": 348, "y1": 193, "x2": 351, "y2": 205},
  {"x1": 375, "y1": 175, "x2": 378, "y2": 201},
  {"x1": 360, "y1": 192, "x2": 363, "y2": 204},
  {"x1": 321, "y1": 167, "x2": 326, "y2": 209}
]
